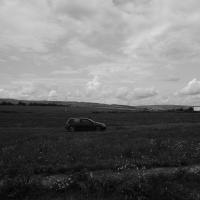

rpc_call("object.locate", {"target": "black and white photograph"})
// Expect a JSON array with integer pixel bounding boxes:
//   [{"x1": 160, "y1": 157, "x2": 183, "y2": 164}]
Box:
[{"x1": 0, "y1": 0, "x2": 200, "y2": 199}]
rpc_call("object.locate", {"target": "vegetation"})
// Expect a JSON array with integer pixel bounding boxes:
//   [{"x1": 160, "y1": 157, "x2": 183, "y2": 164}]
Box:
[{"x1": 0, "y1": 105, "x2": 200, "y2": 199}]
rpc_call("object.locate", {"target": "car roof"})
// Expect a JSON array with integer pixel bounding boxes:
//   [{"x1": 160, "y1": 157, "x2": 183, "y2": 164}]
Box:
[{"x1": 68, "y1": 117, "x2": 92, "y2": 120}]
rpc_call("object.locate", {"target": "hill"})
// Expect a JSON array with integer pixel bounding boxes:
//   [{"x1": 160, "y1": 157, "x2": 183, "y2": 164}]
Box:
[{"x1": 0, "y1": 98, "x2": 194, "y2": 112}]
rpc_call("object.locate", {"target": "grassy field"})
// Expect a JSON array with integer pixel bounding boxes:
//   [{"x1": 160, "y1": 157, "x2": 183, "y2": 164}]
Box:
[{"x1": 1, "y1": 105, "x2": 200, "y2": 199}]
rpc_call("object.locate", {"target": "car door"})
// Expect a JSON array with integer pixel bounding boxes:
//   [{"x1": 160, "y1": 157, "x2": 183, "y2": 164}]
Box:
[
  {"x1": 80, "y1": 119, "x2": 95, "y2": 131},
  {"x1": 73, "y1": 119, "x2": 81, "y2": 131}
]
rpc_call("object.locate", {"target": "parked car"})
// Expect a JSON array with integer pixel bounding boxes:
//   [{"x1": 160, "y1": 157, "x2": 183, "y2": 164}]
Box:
[{"x1": 65, "y1": 118, "x2": 106, "y2": 132}]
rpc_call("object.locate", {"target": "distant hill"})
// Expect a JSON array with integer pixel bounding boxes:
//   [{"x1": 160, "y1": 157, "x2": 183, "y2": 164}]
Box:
[{"x1": 0, "y1": 98, "x2": 194, "y2": 112}]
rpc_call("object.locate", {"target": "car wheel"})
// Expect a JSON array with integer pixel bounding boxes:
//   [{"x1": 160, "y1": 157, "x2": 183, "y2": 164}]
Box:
[{"x1": 69, "y1": 126, "x2": 75, "y2": 132}]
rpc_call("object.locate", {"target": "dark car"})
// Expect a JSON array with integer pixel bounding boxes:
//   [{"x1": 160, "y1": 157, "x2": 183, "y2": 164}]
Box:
[{"x1": 65, "y1": 118, "x2": 106, "y2": 132}]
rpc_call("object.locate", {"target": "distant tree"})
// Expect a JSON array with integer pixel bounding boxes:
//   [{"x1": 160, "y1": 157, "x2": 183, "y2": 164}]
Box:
[
  {"x1": 0, "y1": 101, "x2": 14, "y2": 105},
  {"x1": 18, "y1": 101, "x2": 26, "y2": 106},
  {"x1": 28, "y1": 102, "x2": 64, "y2": 107},
  {"x1": 185, "y1": 107, "x2": 194, "y2": 112}
]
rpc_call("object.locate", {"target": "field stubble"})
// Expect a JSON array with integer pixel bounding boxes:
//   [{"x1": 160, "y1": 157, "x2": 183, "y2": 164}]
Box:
[{"x1": 1, "y1": 105, "x2": 200, "y2": 199}]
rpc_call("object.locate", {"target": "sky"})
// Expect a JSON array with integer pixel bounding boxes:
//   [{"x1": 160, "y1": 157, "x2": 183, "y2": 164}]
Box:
[{"x1": 0, "y1": 0, "x2": 200, "y2": 105}]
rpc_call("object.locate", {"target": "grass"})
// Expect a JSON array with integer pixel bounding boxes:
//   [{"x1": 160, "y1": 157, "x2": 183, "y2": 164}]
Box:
[{"x1": 0, "y1": 105, "x2": 200, "y2": 199}]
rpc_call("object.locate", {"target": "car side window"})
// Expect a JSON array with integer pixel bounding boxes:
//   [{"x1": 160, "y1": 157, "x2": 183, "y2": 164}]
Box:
[
  {"x1": 68, "y1": 119, "x2": 79, "y2": 125},
  {"x1": 81, "y1": 119, "x2": 93, "y2": 125},
  {"x1": 74, "y1": 119, "x2": 80, "y2": 123}
]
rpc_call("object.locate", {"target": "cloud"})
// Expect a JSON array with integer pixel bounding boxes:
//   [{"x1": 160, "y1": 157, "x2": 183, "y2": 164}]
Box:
[
  {"x1": 48, "y1": 90, "x2": 58, "y2": 100},
  {"x1": 120, "y1": 0, "x2": 200, "y2": 67},
  {"x1": 50, "y1": 66, "x2": 89, "y2": 80},
  {"x1": 0, "y1": 88, "x2": 9, "y2": 98},
  {"x1": 9, "y1": 56, "x2": 21, "y2": 61},
  {"x1": 179, "y1": 79, "x2": 200, "y2": 96},
  {"x1": 0, "y1": 81, "x2": 58, "y2": 100},
  {"x1": 0, "y1": 0, "x2": 66, "y2": 52},
  {"x1": 87, "y1": 61, "x2": 153, "y2": 85},
  {"x1": 116, "y1": 87, "x2": 158, "y2": 102},
  {"x1": 0, "y1": 58, "x2": 6, "y2": 63},
  {"x1": 66, "y1": 39, "x2": 103, "y2": 57},
  {"x1": 1, "y1": 0, "x2": 200, "y2": 105},
  {"x1": 83, "y1": 73, "x2": 158, "y2": 104},
  {"x1": 133, "y1": 88, "x2": 158, "y2": 99},
  {"x1": 163, "y1": 77, "x2": 180, "y2": 82},
  {"x1": 86, "y1": 76, "x2": 101, "y2": 91},
  {"x1": 52, "y1": 0, "x2": 98, "y2": 19}
]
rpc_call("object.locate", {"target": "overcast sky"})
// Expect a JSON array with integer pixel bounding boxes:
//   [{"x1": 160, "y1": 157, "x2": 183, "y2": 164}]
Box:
[{"x1": 0, "y1": 0, "x2": 200, "y2": 105}]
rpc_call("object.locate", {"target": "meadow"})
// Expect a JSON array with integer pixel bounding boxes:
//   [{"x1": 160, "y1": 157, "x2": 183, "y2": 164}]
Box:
[{"x1": 1, "y1": 105, "x2": 200, "y2": 199}]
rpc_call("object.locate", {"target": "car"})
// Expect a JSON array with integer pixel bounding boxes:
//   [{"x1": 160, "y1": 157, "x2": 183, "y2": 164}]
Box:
[{"x1": 65, "y1": 117, "x2": 106, "y2": 132}]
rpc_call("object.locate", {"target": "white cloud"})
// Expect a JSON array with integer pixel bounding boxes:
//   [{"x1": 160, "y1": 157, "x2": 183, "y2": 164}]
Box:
[
  {"x1": 134, "y1": 88, "x2": 158, "y2": 99},
  {"x1": 86, "y1": 76, "x2": 100, "y2": 91},
  {"x1": 179, "y1": 79, "x2": 200, "y2": 96},
  {"x1": 87, "y1": 61, "x2": 153, "y2": 84},
  {"x1": 48, "y1": 90, "x2": 57, "y2": 100},
  {"x1": 0, "y1": 81, "x2": 57, "y2": 100},
  {"x1": 116, "y1": 87, "x2": 158, "y2": 102}
]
